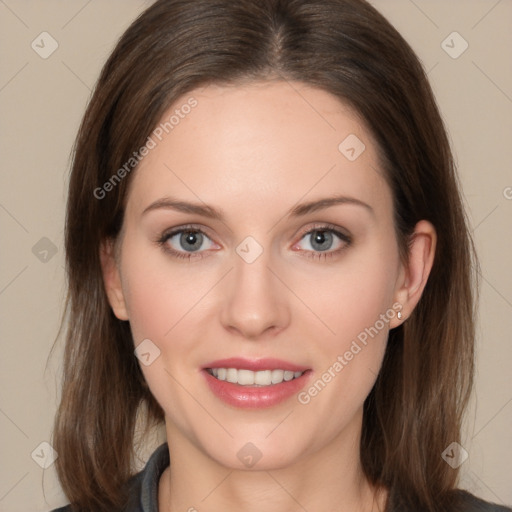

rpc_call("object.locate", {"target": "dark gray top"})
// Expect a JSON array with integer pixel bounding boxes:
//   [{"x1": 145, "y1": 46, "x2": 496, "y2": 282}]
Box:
[
  {"x1": 51, "y1": 442, "x2": 169, "y2": 512},
  {"x1": 128, "y1": 442, "x2": 170, "y2": 511},
  {"x1": 51, "y1": 442, "x2": 511, "y2": 511}
]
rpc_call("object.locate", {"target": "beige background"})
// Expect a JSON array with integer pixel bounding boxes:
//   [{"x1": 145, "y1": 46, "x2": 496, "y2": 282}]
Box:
[{"x1": 0, "y1": 0, "x2": 511, "y2": 510}]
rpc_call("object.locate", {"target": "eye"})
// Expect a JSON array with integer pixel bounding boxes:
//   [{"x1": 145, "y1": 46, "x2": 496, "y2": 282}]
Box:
[
  {"x1": 157, "y1": 223, "x2": 352, "y2": 262},
  {"x1": 157, "y1": 226, "x2": 217, "y2": 260},
  {"x1": 292, "y1": 224, "x2": 351, "y2": 260}
]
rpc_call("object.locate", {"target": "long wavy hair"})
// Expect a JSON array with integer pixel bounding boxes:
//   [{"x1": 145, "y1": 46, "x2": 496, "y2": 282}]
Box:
[{"x1": 52, "y1": 0, "x2": 479, "y2": 510}]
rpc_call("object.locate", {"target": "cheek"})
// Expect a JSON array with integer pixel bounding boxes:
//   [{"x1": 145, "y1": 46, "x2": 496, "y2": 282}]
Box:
[
  {"x1": 121, "y1": 226, "x2": 398, "y2": 409},
  {"x1": 296, "y1": 241, "x2": 398, "y2": 348},
  {"x1": 122, "y1": 229, "x2": 399, "y2": 362},
  {"x1": 120, "y1": 237, "x2": 207, "y2": 344},
  {"x1": 119, "y1": 241, "x2": 207, "y2": 418},
  {"x1": 119, "y1": 235, "x2": 219, "y2": 395},
  {"x1": 292, "y1": 239, "x2": 398, "y2": 406}
]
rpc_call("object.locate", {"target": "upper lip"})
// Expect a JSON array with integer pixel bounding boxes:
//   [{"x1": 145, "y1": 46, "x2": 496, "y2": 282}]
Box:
[{"x1": 203, "y1": 357, "x2": 310, "y2": 372}]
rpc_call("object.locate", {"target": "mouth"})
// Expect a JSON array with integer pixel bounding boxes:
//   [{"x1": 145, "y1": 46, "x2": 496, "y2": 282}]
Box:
[
  {"x1": 205, "y1": 367, "x2": 306, "y2": 386},
  {"x1": 201, "y1": 357, "x2": 312, "y2": 409}
]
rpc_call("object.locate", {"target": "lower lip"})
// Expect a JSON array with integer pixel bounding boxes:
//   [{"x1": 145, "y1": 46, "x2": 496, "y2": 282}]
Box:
[{"x1": 202, "y1": 369, "x2": 312, "y2": 409}]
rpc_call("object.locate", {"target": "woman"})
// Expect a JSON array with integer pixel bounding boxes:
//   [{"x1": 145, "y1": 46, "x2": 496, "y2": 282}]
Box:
[{"x1": 50, "y1": 0, "x2": 512, "y2": 511}]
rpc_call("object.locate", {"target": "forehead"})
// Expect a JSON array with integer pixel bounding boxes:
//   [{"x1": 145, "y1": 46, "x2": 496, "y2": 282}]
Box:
[{"x1": 126, "y1": 81, "x2": 390, "y2": 219}]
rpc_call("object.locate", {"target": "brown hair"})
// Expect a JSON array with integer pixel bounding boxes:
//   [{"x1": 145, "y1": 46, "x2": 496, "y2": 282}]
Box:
[{"x1": 52, "y1": 0, "x2": 478, "y2": 510}]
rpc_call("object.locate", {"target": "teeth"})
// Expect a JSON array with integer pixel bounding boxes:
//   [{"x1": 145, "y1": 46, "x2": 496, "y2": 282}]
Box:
[
  {"x1": 271, "y1": 369, "x2": 284, "y2": 384},
  {"x1": 209, "y1": 368, "x2": 304, "y2": 386},
  {"x1": 254, "y1": 369, "x2": 271, "y2": 385},
  {"x1": 238, "y1": 369, "x2": 256, "y2": 385},
  {"x1": 284, "y1": 370, "x2": 294, "y2": 381},
  {"x1": 226, "y1": 368, "x2": 237, "y2": 383}
]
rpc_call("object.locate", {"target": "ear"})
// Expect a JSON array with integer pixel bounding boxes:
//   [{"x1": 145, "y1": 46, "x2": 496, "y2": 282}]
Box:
[
  {"x1": 99, "y1": 238, "x2": 129, "y2": 321},
  {"x1": 390, "y1": 220, "x2": 437, "y2": 327}
]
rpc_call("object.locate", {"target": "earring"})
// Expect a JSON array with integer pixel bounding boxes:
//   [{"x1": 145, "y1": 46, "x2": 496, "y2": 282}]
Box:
[{"x1": 397, "y1": 311, "x2": 403, "y2": 320}]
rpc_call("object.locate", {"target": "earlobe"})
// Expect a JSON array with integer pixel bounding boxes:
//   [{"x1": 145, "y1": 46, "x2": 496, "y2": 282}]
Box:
[
  {"x1": 392, "y1": 220, "x2": 437, "y2": 326},
  {"x1": 99, "y1": 238, "x2": 129, "y2": 321}
]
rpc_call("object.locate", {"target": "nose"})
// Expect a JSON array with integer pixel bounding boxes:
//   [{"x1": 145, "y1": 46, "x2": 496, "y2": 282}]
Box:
[{"x1": 220, "y1": 245, "x2": 290, "y2": 340}]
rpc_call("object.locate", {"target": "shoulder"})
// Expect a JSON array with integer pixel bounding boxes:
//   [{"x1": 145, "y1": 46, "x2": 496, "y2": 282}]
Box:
[
  {"x1": 388, "y1": 489, "x2": 511, "y2": 512},
  {"x1": 48, "y1": 442, "x2": 170, "y2": 512},
  {"x1": 453, "y1": 490, "x2": 512, "y2": 512}
]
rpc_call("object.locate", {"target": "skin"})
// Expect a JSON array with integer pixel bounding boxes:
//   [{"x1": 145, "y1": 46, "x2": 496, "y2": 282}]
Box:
[{"x1": 101, "y1": 80, "x2": 436, "y2": 512}]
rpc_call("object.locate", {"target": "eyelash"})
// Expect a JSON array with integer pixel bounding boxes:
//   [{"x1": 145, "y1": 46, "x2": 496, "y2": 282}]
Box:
[{"x1": 156, "y1": 223, "x2": 352, "y2": 262}]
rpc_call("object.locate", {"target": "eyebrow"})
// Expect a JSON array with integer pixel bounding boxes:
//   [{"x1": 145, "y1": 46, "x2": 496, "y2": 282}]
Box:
[{"x1": 142, "y1": 194, "x2": 374, "y2": 220}]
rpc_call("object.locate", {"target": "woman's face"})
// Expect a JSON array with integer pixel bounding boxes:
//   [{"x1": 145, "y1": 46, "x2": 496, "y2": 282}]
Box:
[{"x1": 106, "y1": 81, "x2": 408, "y2": 470}]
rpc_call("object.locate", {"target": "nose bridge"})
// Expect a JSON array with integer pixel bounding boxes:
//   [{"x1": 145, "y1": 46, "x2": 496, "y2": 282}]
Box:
[{"x1": 220, "y1": 235, "x2": 289, "y2": 338}]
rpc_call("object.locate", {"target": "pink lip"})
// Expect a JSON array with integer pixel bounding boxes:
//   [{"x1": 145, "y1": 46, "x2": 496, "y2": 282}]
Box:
[
  {"x1": 201, "y1": 358, "x2": 312, "y2": 409},
  {"x1": 203, "y1": 357, "x2": 310, "y2": 372}
]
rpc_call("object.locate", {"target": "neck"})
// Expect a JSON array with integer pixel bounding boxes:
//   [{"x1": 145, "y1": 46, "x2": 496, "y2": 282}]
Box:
[{"x1": 159, "y1": 412, "x2": 387, "y2": 512}]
